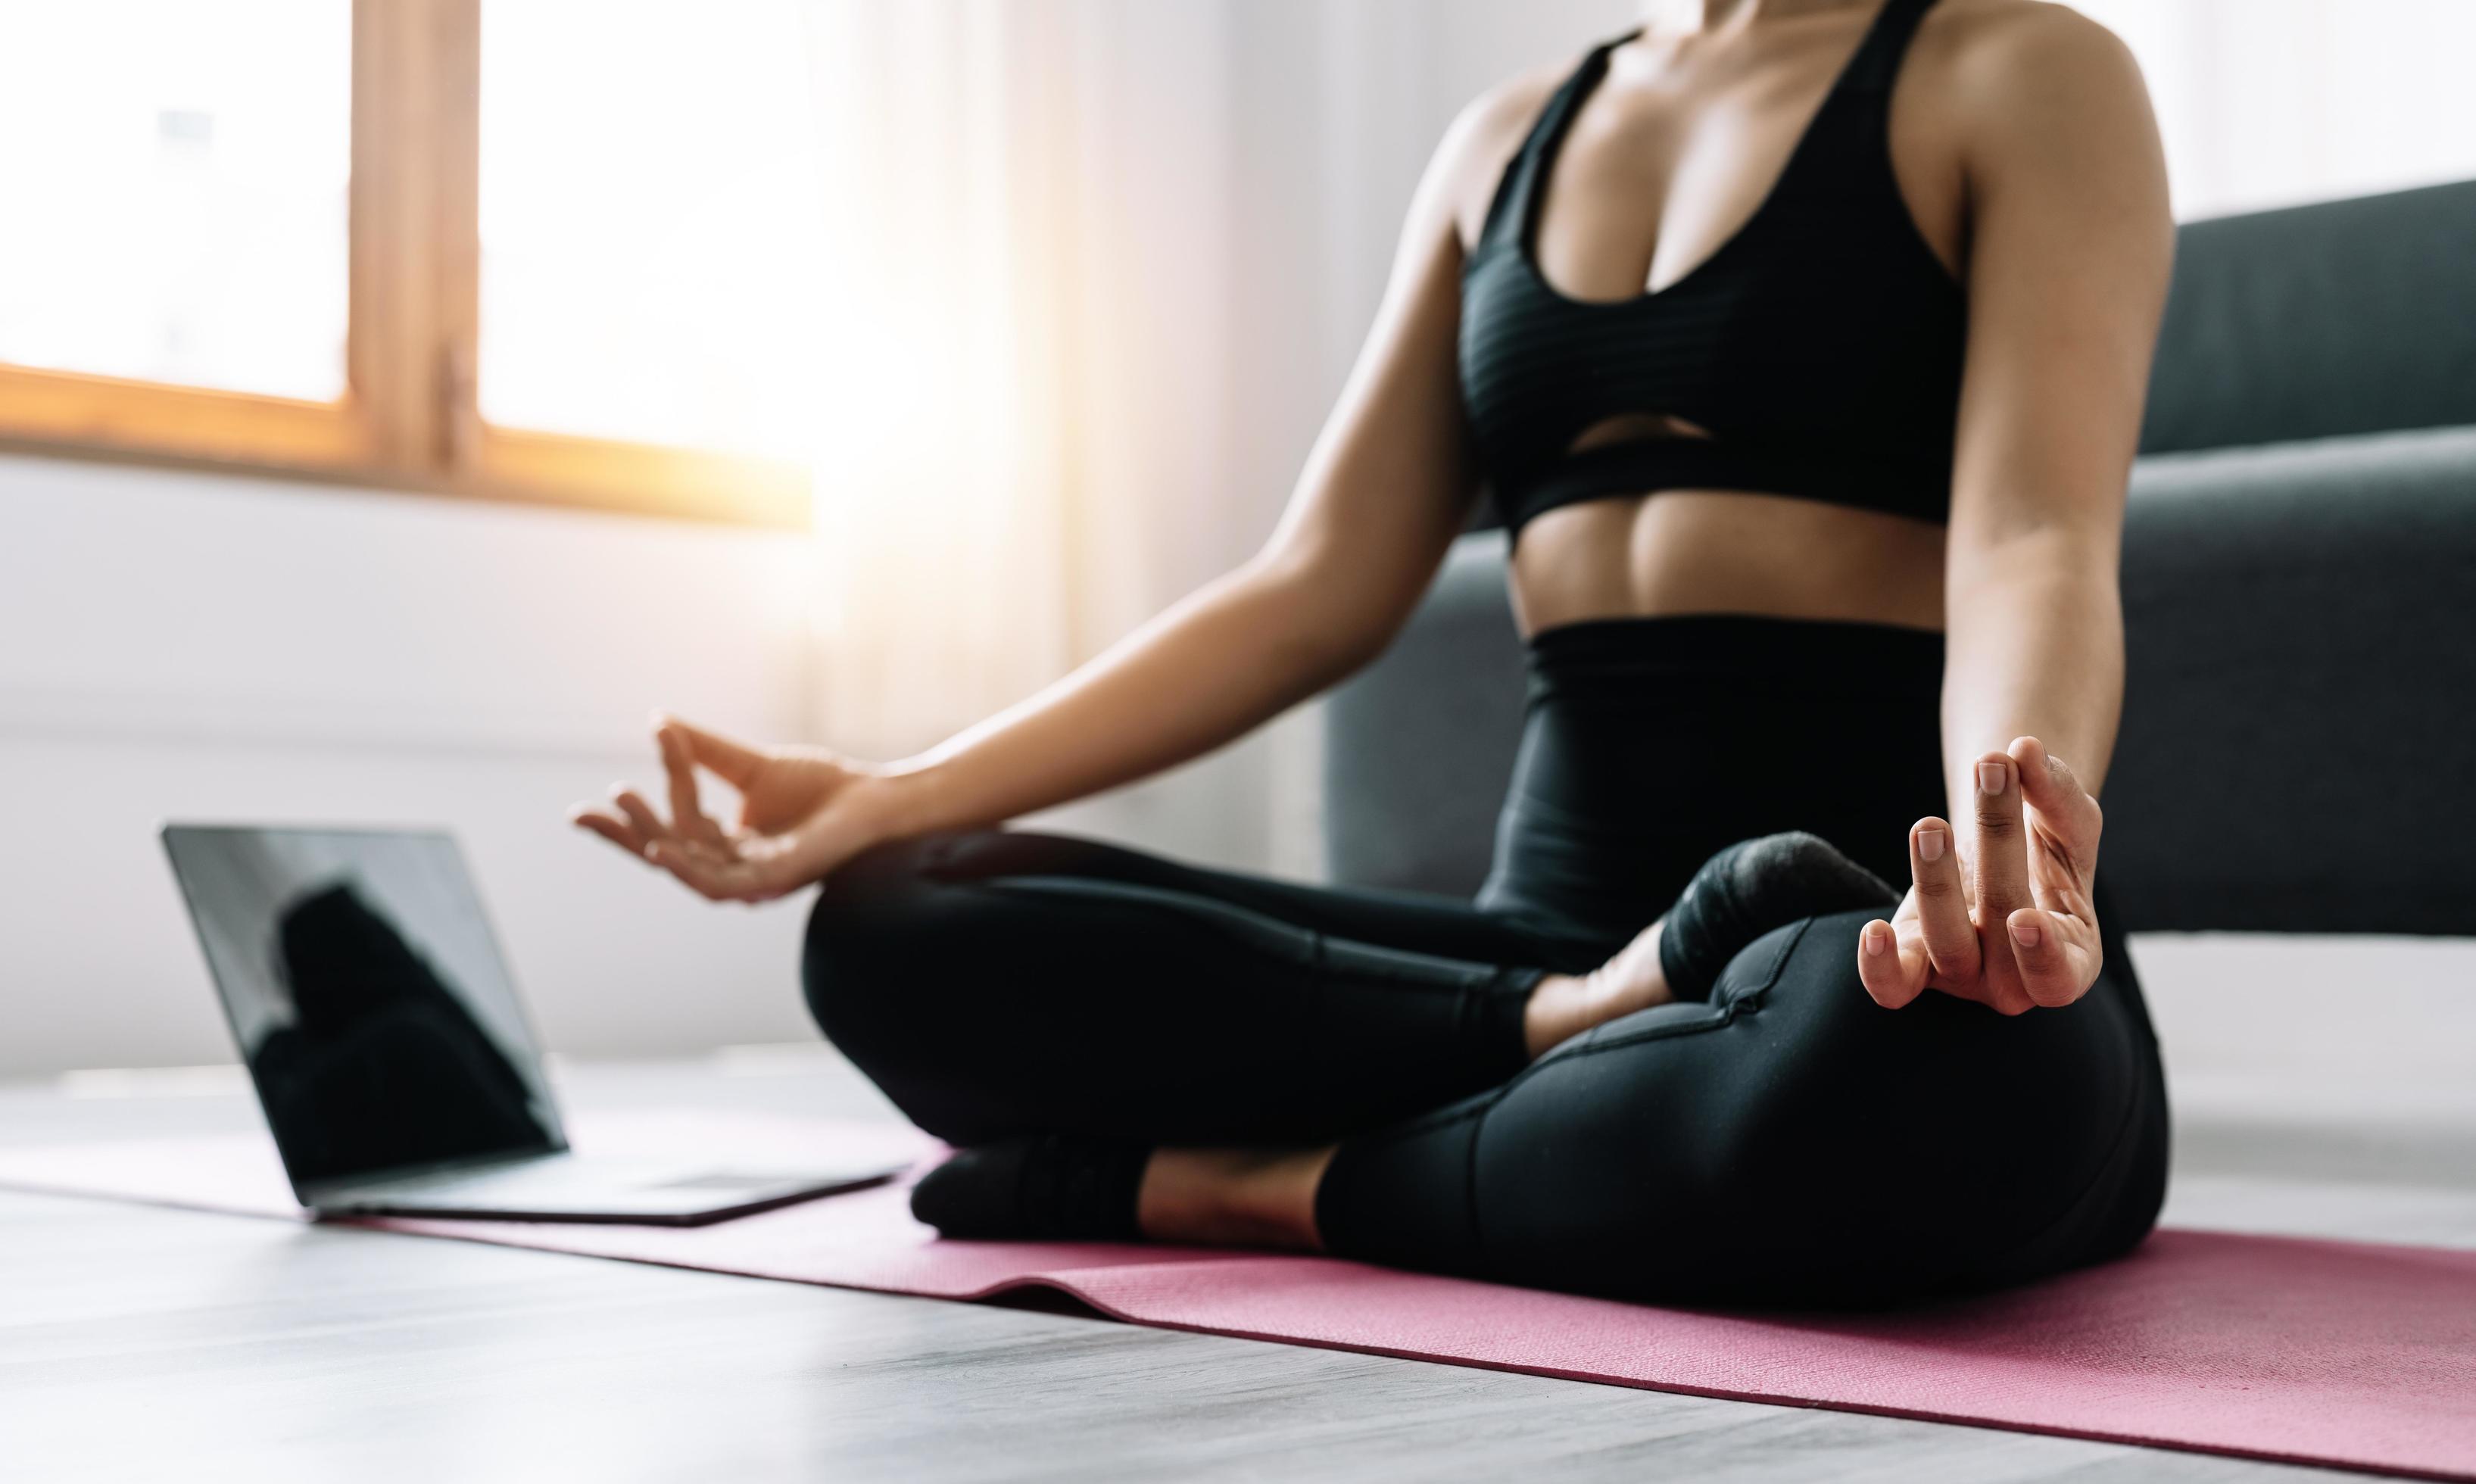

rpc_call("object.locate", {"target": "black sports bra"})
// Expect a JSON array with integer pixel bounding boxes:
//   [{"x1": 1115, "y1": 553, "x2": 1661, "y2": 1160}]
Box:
[{"x1": 1460, "y1": 0, "x2": 1965, "y2": 541}]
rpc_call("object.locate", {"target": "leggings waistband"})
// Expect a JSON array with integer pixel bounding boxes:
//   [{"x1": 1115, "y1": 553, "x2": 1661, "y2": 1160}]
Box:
[{"x1": 1522, "y1": 614, "x2": 1946, "y2": 702}]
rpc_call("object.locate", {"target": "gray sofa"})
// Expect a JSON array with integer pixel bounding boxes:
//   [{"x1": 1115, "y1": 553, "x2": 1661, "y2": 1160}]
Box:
[{"x1": 1325, "y1": 179, "x2": 2476, "y2": 940}]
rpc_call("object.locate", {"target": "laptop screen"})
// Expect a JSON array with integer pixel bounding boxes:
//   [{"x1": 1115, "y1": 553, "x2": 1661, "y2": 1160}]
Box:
[{"x1": 162, "y1": 826, "x2": 566, "y2": 1194}]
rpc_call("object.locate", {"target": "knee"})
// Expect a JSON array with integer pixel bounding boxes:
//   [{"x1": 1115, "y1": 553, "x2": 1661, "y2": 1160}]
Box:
[
  {"x1": 798, "y1": 834, "x2": 954, "y2": 1061},
  {"x1": 1707, "y1": 908, "x2": 1874, "y2": 1015}
]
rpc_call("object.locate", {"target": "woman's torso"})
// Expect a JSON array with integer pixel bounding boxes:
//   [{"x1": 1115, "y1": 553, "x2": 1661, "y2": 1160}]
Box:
[{"x1": 1453, "y1": 0, "x2": 1972, "y2": 638}]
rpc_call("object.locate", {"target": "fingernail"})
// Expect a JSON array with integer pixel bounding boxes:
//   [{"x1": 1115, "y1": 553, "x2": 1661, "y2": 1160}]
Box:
[
  {"x1": 1979, "y1": 760, "x2": 2007, "y2": 795},
  {"x1": 1863, "y1": 925, "x2": 1888, "y2": 956},
  {"x1": 1917, "y1": 827, "x2": 1945, "y2": 862},
  {"x1": 2011, "y1": 915, "x2": 2041, "y2": 948}
]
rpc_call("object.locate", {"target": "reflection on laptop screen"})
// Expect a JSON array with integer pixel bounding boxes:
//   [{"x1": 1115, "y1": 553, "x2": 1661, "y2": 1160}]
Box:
[{"x1": 163, "y1": 828, "x2": 565, "y2": 1191}]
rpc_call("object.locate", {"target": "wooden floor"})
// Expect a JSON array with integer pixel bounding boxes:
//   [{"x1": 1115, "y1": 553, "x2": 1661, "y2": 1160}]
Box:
[{"x1": 5, "y1": 1052, "x2": 2471, "y2": 1483}]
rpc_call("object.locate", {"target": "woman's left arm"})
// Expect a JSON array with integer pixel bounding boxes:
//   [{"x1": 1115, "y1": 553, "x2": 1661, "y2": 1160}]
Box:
[{"x1": 1857, "y1": 8, "x2": 2173, "y2": 1015}]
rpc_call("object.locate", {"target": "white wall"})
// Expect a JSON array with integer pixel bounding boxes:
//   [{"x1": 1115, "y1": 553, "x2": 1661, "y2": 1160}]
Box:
[{"x1": 0, "y1": 455, "x2": 819, "y2": 1074}]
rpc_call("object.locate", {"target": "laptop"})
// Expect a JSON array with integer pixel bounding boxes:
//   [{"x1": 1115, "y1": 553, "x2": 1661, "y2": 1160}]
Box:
[{"x1": 161, "y1": 823, "x2": 906, "y2": 1225}]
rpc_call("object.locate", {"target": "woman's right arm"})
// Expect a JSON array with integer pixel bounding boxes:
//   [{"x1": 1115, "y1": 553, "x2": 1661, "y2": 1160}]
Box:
[{"x1": 578, "y1": 90, "x2": 1542, "y2": 900}]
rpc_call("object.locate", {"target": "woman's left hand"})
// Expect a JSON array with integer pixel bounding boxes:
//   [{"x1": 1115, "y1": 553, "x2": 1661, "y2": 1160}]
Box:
[{"x1": 1855, "y1": 735, "x2": 2105, "y2": 1015}]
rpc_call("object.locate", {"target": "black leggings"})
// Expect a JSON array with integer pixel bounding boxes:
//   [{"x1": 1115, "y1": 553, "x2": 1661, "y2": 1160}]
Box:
[{"x1": 803, "y1": 616, "x2": 2169, "y2": 1308}]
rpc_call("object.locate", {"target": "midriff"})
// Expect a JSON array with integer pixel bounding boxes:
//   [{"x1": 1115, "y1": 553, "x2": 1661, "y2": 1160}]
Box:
[{"x1": 1508, "y1": 488, "x2": 1947, "y2": 638}]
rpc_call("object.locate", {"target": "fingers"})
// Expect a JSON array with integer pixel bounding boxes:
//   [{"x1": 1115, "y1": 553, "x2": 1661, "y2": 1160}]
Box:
[
  {"x1": 569, "y1": 803, "x2": 644, "y2": 855},
  {"x1": 647, "y1": 838, "x2": 775, "y2": 903},
  {"x1": 1908, "y1": 815, "x2": 1979, "y2": 983},
  {"x1": 1969, "y1": 750, "x2": 2031, "y2": 932},
  {"x1": 2007, "y1": 906, "x2": 2103, "y2": 1008},
  {"x1": 579, "y1": 784, "x2": 687, "y2": 866},
  {"x1": 660, "y1": 713, "x2": 768, "y2": 790},
  {"x1": 610, "y1": 787, "x2": 667, "y2": 849},
  {"x1": 2010, "y1": 734, "x2": 2103, "y2": 863},
  {"x1": 1860, "y1": 746, "x2": 2104, "y2": 1017},
  {"x1": 1857, "y1": 916, "x2": 1929, "y2": 1009},
  {"x1": 569, "y1": 793, "x2": 775, "y2": 902},
  {"x1": 659, "y1": 726, "x2": 725, "y2": 844},
  {"x1": 2010, "y1": 734, "x2": 2100, "y2": 829}
]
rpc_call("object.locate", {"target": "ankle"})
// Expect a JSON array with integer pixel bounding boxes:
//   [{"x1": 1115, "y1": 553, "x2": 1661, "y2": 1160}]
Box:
[
  {"x1": 1522, "y1": 920, "x2": 1673, "y2": 1059},
  {"x1": 1522, "y1": 971, "x2": 1601, "y2": 1059},
  {"x1": 1137, "y1": 1146, "x2": 1331, "y2": 1250}
]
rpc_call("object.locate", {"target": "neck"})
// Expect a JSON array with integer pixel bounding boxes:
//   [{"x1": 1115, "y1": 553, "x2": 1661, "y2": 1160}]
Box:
[{"x1": 1636, "y1": 0, "x2": 1863, "y2": 35}]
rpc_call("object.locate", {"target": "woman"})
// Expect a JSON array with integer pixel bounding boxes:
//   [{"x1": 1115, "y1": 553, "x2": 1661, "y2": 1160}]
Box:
[{"x1": 578, "y1": 0, "x2": 2173, "y2": 1309}]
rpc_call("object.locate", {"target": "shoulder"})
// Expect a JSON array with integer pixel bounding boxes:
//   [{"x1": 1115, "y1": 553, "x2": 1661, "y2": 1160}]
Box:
[
  {"x1": 1913, "y1": 0, "x2": 2141, "y2": 77},
  {"x1": 1430, "y1": 59, "x2": 1576, "y2": 250},
  {"x1": 1908, "y1": 0, "x2": 2155, "y2": 159}
]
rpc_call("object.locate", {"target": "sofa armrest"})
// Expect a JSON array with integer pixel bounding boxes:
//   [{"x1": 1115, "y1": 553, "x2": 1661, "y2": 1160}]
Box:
[
  {"x1": 2106, "y1": 425, "x2": 2476, "y2": 934},
  {"x1": 1321, "y1": 533, "x2": 1526, "y2": 898}
]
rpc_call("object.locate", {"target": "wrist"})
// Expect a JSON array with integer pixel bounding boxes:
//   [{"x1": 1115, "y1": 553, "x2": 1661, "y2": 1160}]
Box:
[{"x1": 859, "y1": 758, "x2": 950, "y2": 843}]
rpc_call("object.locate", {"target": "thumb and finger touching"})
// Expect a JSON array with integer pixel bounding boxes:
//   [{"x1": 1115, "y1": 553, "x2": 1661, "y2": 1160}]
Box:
[
  {"x1": 572, "y1": 716, "x2": 766, "y2": 878},
  {"x1": 2009, "y1": 903, "x2": 2100, "y2": 1007},
  {"x1": 660, "y1": 714, "x2": 769, "y2": 791},
  {"x1": 2010, "y1": 734, "x2": 2101, "y2": 859},
  {"x1": 1857, "y1": 736, "x2": 2108, "y2": 1012},
  {"x1": 2006, "y1": 734, "x2": 2105, "y2": 1004},
  {"x1": 1857, "y1": 815, "x2": 1960, "y2": 1009},
  {"x1": 659, "y1": 727, "x2": 727, "y2": 846}
]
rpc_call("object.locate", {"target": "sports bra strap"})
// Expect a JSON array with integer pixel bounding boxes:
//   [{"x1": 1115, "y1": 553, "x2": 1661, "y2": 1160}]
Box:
[
  {"x1": 1769, "y1": 0, "x2": 1938, "y2": 200},
  {"x1": 1838, "y1": 0, "x2": 1940, "y2": 97},
  {"x1": 1473, "y1": 37, "x2": 1626, "y2": 251},
  {"x1": 1473, "y1": 0, "x2": 1941, "y2": 253}
]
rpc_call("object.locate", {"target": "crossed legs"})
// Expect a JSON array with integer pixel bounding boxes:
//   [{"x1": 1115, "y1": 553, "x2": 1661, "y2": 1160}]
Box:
[{"x1": 804, "y1": 827, "x2": 2164, "y2": 1307}]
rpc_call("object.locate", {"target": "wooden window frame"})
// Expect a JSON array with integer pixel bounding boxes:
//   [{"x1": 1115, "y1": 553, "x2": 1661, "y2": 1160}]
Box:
[{"x1": 0, "y1": 0, "x2": 809, "y2": 528}]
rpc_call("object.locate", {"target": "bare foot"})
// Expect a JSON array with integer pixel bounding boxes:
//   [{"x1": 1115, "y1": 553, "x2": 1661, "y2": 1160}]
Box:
[
  {"x1": 1137, "y1": 1146, "x2": 1333, "y2": 1249},
  {"x1": 1522, "y1": 917, "x2": 1673, "y2": 1059}
]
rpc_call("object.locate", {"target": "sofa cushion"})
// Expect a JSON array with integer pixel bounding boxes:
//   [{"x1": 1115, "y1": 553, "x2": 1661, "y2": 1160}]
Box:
[
  {"x1": 2109, "y1": 424, "x2": 2476, "y2": 934},
  {"x1": 2141, "y1": 180, "x2": 2476, "y2": 457}
]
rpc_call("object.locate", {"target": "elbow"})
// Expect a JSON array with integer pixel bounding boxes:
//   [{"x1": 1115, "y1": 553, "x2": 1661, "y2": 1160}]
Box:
[
  {"x1": 1946, "y1": 516, "x2": 2122, "y2": 598},
  {"x1": 1948, "y1": 476, "x2": 2127, "y2": 572},
  {"x1": 1240, "y1": 549, "x2": 1420, "y2": 691}
]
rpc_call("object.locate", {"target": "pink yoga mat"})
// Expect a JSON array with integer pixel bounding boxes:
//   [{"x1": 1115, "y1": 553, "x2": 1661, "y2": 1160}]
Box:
[{"x1": 5, "y1": 1110, "x2": 2472, "y2": 1482}]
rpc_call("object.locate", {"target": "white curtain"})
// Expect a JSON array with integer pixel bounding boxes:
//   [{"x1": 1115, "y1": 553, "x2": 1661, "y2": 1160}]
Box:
[
  {"x1": 2069, "y1": 0, "x2": 2476, "y2": 220},
  {"x1": 797, "y1": 0, "x2": 1243, "y2": 765},
  {"x1": 799, "y1": 2, "x2": 1081, "y2": 762}
]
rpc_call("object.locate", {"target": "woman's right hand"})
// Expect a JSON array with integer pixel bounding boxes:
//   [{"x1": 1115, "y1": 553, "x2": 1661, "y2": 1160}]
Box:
[{"x1": 569, "y1": 716, "x2": 915, "y2": 903}]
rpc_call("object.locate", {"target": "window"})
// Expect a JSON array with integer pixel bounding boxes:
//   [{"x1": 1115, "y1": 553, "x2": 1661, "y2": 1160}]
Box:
[
  {"x1": 480, "y1": 2, "x2": 824, "y2": 460},
  {"x1": 0, "y1": 3, "x2": 349, "y2": 401},
  {"x1": 0, "y1": 0, "x2": 811, "y2": 526}
]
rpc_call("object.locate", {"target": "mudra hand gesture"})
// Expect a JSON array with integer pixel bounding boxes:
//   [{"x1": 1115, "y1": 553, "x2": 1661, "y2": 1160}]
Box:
[
  {"x1": 1857, "y1": 734, "x2": 2106, "y2": 1015},
  {"x1": 571, "y1": 716, "x2": 897, "y2": 903}
]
